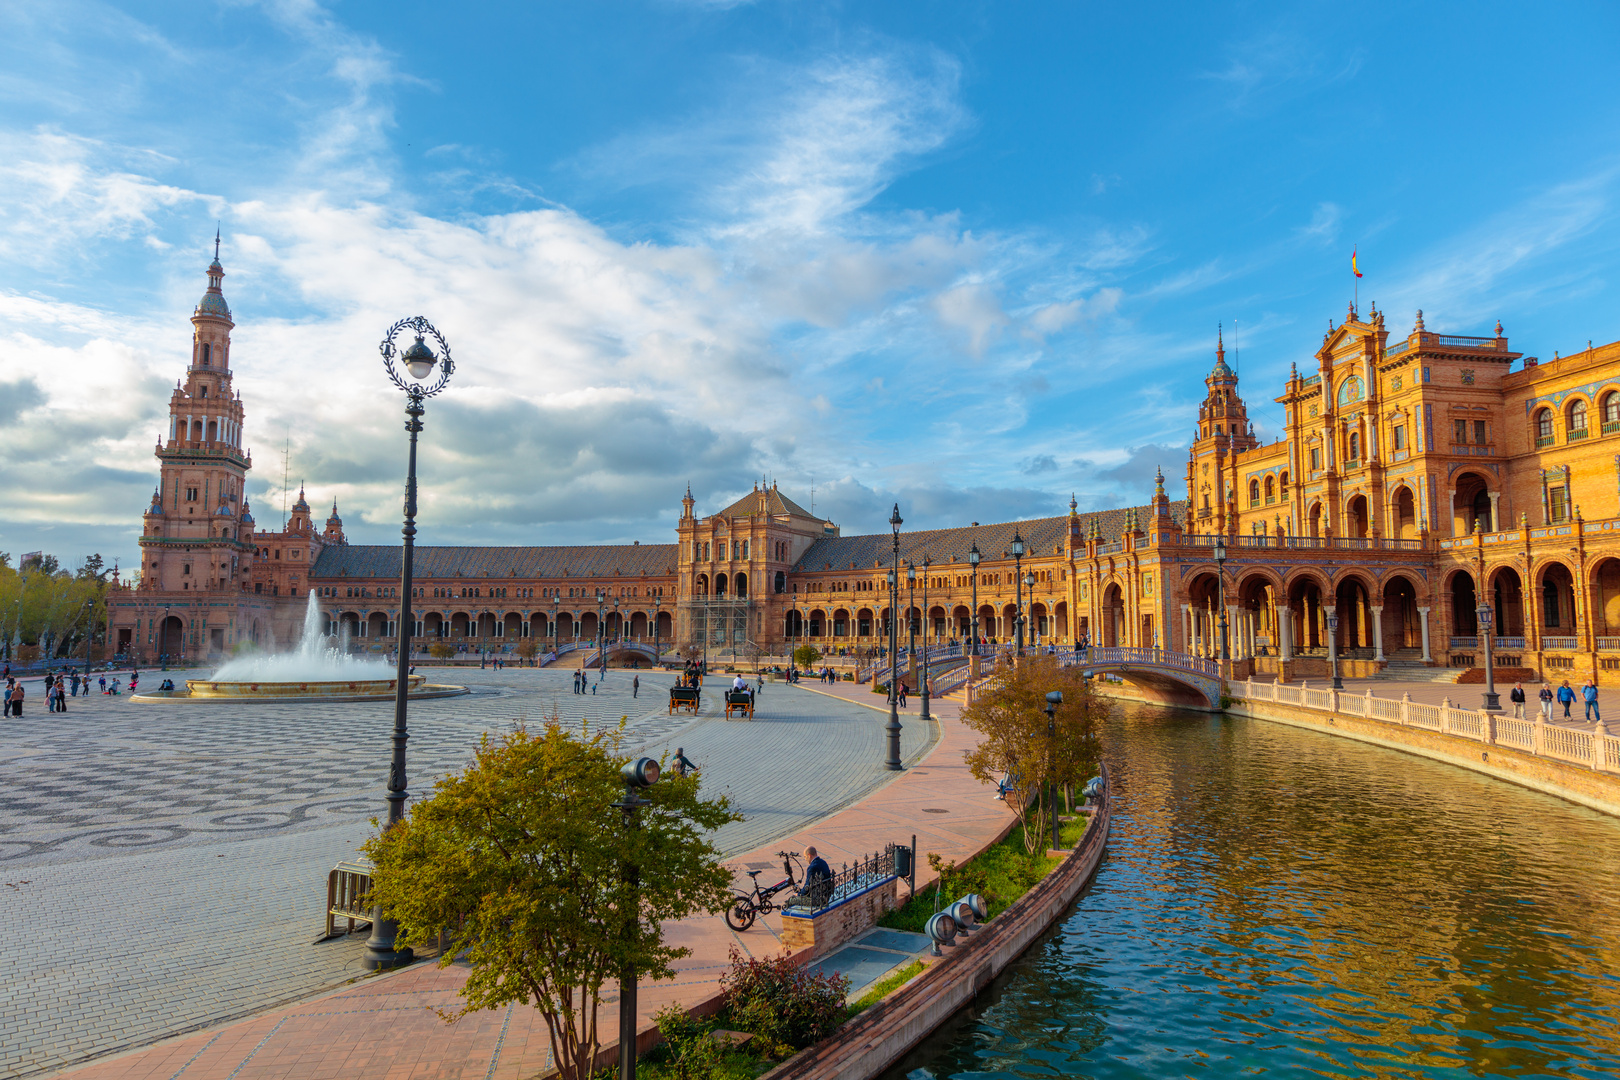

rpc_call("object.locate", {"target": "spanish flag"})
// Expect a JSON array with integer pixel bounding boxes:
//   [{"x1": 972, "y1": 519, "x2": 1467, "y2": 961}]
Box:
[{"x1": 1352, "y1": 247, "x2": 1363, "y2": 278}]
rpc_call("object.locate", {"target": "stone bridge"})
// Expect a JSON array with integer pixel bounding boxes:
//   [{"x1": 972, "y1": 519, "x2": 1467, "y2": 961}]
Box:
[{"x1": 1061, "y1": 646, "x2": 1224, "y2": 709}]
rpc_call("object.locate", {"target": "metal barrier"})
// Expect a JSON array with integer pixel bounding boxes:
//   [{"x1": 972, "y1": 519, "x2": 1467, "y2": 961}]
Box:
[{"x1": 323, "y1": 860, "x2": 374, "y2": 940}]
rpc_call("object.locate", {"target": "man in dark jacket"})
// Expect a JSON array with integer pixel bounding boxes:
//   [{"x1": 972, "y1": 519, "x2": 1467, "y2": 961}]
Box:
[
  {"x1": 804, "y1": 846, "x2": 833, "y2": 907},
  {"x1": 1509, "y1": 683, "x2": 1526, "y2": 719}
]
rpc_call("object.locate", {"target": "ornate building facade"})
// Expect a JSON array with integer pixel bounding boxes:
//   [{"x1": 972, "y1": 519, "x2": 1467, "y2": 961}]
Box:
[{"x1": 107, "y1": 248, "x2": 1620, "y2": 683}]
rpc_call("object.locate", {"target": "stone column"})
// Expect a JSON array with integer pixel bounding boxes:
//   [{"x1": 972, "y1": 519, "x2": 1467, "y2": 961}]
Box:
[
  {"x1": 1182, "y1": 604, "x2": 1192, "y2": 654},
  {"x1": 1418, "y1": 606, "x2": 1433, "y2": 662},
  {"x1": 1278, "y1": 605, "x2": 1292, "y2": 658},
  {"x1": 1227, "y1": 604, "x2": 1238, "y2": 659},
  {"x1": 1371, "y1": 604, "x2": 1386, "y2": 662},
  {"x1": 1448, "y1": 488, "x2": 1458, "y2": 537},
  {"x1": 1489, "y1": 491, "x2": 1501, "y2": 533}
]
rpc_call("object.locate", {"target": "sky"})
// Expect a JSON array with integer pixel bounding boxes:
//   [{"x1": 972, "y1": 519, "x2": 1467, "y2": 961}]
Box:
[{"x1": 3, "y1": 1, "x2": 1619, "y2": 574}]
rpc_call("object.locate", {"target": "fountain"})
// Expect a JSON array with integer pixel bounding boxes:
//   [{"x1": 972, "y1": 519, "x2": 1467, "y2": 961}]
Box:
[{"x1": 136, "y1": 592, "x2": 465, "y2": 702}]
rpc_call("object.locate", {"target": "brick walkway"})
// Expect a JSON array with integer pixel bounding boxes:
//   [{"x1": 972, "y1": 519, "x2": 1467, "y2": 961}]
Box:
[
  {"x1": 50, "y1": 684, "x2": 1007, "y2": 1080},
  {"x1": 3, "y1": 670, "x2": 935, "y2": 1078}
]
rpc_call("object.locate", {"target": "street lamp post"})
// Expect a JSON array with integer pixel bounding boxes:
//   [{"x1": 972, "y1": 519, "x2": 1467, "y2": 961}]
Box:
[
  {"x1": 1478, "y1": 601, "x2": 1501, "y2": 711},
  {"x1": 596, "y1": 590, "x2": 606, "y2": 674},
  {"x1": 612, "y1": 597, "x2": 620, "y2": 670},
  {"x1": 969, "y1": 542, "x2": 981, "y2": 657},
  {"x1": 550, "y1": 605, "x2": 558, "y2": 661},
  {"x1": 1213, "y1": 537, "x2": 1229, "y2": 662},
  {"x1": 1327, "y1": 608, "x2": 1343, "y2": 691},
  {"x1": 1012, "y1": 531, "x2": 1026, "y2": 656},
  {"x1": 906, "y1": 562, "x2": 917, "y2": 700},
  {"x1": 614, "y1": 756, "x2": 660, "y2": 1080},
  {"x1": 653, "y1": 596, "x2": 662, "y2": 666},
  {"x1": 1044, "y1": 690, "x2": 1063, "y2": 851},
  {"x1": 885, "y1": 504, "x2": 904, "y2": 771},
  {"x1": 366, "y1": 314, "x2": 455, "y2": 972},
  {"x1": 789, "y1": 587, "x2": 799, "y2": 674},
  {"x1": 1023, "y1": 571, "x2": 1036, "y2": 650},
  {"x1": 920, "y1": 554, "x2": 932, "y2": 724}
]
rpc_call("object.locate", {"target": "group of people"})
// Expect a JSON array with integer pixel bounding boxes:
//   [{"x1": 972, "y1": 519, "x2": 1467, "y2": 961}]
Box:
[
  {"x1": 1509, "y1": 679, "x2": 1603, "y2": 722},
  {"x1": 572, "y1": 667, "x2": 602, "y2": 695},
  {"x1": 1, "y1": 668, "x2": 137, "y2": 716}
]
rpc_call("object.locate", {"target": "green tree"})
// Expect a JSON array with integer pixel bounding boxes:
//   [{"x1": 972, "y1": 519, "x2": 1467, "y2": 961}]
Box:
[
  {"x1": 959, "y1": 657, "x2": 1108, "y2": 852},
  {"x1": 362, "y1": 719, "x2": 741, "y2": 1080},
  {"x1": 792, "y1": 644, "x2": 821, "y2": 668}
]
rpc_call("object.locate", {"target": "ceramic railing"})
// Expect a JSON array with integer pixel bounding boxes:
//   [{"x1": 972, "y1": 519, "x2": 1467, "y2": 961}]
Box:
[{"x1": 1237, "y1": 678, "x2": 1617, "y2": 773}]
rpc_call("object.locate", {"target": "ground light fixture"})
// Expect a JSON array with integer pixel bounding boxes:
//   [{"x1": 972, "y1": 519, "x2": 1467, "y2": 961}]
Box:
[
  {"x1": 615, "y1": 756, "x2": 659, "y2": 1080},
  {"x1": 364, "y1": 315, "x2": 454, "y2": 973}
]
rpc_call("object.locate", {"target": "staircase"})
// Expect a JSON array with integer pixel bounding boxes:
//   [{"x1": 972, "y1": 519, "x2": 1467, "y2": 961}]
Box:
[{"x1": 1370, "y1": 649, "x2": 1465, "y2": 684}]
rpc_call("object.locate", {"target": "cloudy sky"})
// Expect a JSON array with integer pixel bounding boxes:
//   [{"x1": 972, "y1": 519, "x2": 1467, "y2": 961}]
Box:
[{"x1": 3, "y1": 1, "x2": 1619, "y2": 571}]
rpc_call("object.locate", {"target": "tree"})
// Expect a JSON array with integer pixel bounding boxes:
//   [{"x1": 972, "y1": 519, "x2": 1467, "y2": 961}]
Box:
[
  {"x1": 427, "y1": 642, "x2": 456, "y2": 660},
  {"x1": 363, "y1": 719, "x2": 741, "y2": 1080},
  {"x1": 515, "y1": 637, "x2": 540, "y2": 661},
  {"x1": 76, "y1": 554, "x2": 107, "y2": 581},
  {"x1": 793, "y1": 644, "x2": 821, "y2": 668},
  {"x1": 959, "y1": 657, "x2": 1108, "y2": 853}
]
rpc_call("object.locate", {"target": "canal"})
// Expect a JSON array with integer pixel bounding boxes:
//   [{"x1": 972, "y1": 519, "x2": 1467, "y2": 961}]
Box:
[{"x1": 887, "y1": 704, "x2": 1620, "y2": 1078}]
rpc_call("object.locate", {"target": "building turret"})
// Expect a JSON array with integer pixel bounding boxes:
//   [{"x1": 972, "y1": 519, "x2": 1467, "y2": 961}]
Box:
[{"x1": 324, "y1": 500, "x2": 346, "y2": 544}]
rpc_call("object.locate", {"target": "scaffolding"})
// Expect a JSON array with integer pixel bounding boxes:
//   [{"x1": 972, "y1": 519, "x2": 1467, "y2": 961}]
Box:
[{"x1": 682, "y1": 596, "x2": 755, "y2": 658}]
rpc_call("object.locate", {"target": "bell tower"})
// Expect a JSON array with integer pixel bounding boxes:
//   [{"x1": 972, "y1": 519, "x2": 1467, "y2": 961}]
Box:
[
  {"x1": 1186, "y1": 328, "x2": 1257, "y2": 535},
  {"x1": 140, "y1": 235, "x2": 254, "y2": 594}
]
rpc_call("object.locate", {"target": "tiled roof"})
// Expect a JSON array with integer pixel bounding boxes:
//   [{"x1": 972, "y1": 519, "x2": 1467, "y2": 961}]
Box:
[
  {"x1": 789, "y1": 501, "x2": 1186, "y2": 572},
  {"x1": 712, "y1": 485, "x2": 818, "y2": 522},
  {"x1": 310, "y1": 544, "x2": 679, "y2": 580}
]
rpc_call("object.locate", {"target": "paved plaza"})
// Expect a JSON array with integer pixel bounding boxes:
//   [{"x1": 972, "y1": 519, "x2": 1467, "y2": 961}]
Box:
[{"x1": 0, "y1": 668, "x2": 935, "y2": 1078}]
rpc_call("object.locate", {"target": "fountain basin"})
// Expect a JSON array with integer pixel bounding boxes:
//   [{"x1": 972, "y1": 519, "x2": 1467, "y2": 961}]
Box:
[{"x1": 134, "y1": 675, "x2": 468, "y2": 703}]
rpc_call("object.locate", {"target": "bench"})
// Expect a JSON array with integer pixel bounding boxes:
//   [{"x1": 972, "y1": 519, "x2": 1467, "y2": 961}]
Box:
[
  {"x1": 724, "y1": 690, "x2": 755, "y2": 720},
  {"x1": 669, "y1": 685, "x2": 701, "y2": 715}
]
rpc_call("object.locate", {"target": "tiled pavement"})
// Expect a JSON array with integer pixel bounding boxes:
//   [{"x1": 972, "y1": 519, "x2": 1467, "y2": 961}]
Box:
[
  {"x1": 2, "y1": 669, "x2": 936, "y2": 1078},
  {"x1": 46, "y1": 684, "x2": 1007, "y2": 1080}
]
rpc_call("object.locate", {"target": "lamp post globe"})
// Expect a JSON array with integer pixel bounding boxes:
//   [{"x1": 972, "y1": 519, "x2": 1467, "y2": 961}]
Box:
[
  {"x1": 365, "y1": 314, "x2": 455, "y2": 972},
  {"x1": 1477, "y1": 601, "x2": 1501, "y2": 711},
  {"x1": 885, "y1": 504, "x2": 904, "y2": 771}
]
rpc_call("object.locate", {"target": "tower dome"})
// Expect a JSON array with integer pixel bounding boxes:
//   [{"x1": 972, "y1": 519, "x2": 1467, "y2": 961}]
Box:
[{"x1": 194, "y1": 230, "x2": 232, "y2": 321}]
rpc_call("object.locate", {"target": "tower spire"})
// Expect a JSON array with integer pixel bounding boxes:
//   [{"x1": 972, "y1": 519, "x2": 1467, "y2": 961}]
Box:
[{"x1": 214, "y1": 223, "x2": 220, "y2": 261}]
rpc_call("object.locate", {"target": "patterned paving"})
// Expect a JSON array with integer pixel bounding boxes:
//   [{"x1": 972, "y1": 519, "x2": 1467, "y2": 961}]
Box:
[{"x1": 1, "y1": 668, "x2": 934, "y2": 1078}]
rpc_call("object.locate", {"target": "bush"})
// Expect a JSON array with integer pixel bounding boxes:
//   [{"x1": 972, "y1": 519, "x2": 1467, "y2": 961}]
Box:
[
  {"x1": 652, "y1": 1004, "x2": 724, "y2": 1080},
  {"x1": 719, "y1": 947, "x2": 849, "y2": 1049},
  {"x1": 792, "y1": 644, "x2": 821, "y2": 668},
  {"x1": 427, "y1": 642, "x2": 455, "y2": 660}
]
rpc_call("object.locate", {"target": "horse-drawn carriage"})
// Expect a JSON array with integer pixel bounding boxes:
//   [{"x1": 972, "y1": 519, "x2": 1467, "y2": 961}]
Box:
[
  {"x1": 724, "y1": 689, "x2": 755, "y2": 720},
  {"x1": 669, "y1": 684, "x2": 701, "y2": 715}
]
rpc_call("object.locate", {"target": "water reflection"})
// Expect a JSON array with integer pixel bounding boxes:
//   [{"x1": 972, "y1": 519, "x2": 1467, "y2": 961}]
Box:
[{"x1": 887, "y1": 707, "x2": 1620, "y2": 1079}]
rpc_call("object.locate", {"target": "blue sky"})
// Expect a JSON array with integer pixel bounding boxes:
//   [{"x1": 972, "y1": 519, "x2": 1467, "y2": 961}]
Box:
[{"x1": 3, "y1": 1, "x2": 1619, "y2": 573}]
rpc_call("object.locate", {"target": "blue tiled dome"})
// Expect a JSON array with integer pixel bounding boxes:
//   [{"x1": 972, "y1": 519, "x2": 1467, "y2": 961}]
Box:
[{"x1": 196, "y1": 291, "x2": 231, "y2": 318}]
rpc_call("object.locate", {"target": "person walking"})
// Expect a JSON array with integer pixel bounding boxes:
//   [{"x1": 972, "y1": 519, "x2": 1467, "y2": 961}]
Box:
[
  {"x1": 632, "y1": 674, "x2": 639, "y2": 699},
  {"x1": 1539, "y1": 683, "x2": 1554, "y2": 720},
  {"x1": 70, "y1": 672, "x2": 80, "y2": 697},
  {"x1": 1509, "y1": 682, "x2": 1525, "y2": 719},
  {"x1": 672, "y1": 746, "x2": 696, "y2": 777},
  {"x1": 897, "y1": 679, "x2": 908, "y2": 708},
  {"x1": 1583, "y1": 680, "x2": 1601, "y2": 724},
  {"x1": 53, "y1": 680, "x2": 66, "y2": 713},
  {"x1": 99, "y1": 675, "x2": 107, "y2": 695},
  {"x1": 1557, "y1": 680, "x2": 1576, "y2": 718},
  {"x1": 2, "y1": 677, "x2": 11, "y2": 717},
  {"x1": 8, "y1": 681, "x2": 22, "y2": 718}
]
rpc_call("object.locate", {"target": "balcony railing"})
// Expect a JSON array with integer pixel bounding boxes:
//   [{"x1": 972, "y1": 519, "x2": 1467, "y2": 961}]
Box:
[
  {"x1": 1542, "y1": 636, "x2": 1578, "y2": 650},
  {"x1": 1437, "y1": 334, "x2": 1497, "y2": 346},
  {"x1": 1605, "y1": 421, "x2": 1620, "y2": 436},
  {"x1": 1569, "y1": 429, "x2": 1590, "y2": 442}
]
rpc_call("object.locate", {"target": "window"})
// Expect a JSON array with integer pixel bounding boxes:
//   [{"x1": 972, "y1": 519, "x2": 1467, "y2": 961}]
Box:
[
  {"x1": 1550, "y1": 484, "x2": 1570, "y2": 523},
  {"x1": 1393, "y1": 425, "x2": 1406, "y2": 451},
  {"x1": 1279, "y1": 472, "x2": 1289, "y2": 498},
  {"x1": 1453, "y1": 419, "x2": 1468, "y2": 444},
  {"x1": 1310, "y1": 447, "x2": 1321, "y2": 471},
  {"x1": 1249, "y1": 479, "x2": 1260, "y2": 507},
  {"x1": 1604, "y1": 392, "x2": 1620, "y2": 432},
  {"x1": 1348, "y1": 432, "x2": 1360, "y2": 461},
  {"x1": 1474, "y1": 420, "x2": 1487, "y2": 445},
  {"x1": 1569, "y1": 399, "x2": 1589, "y2": 439},
  {"x1": 1264, "y1": 476, "x2": 1275, "y2": 503},
  {"x1": 1536, "y1": 408, "x2": 1554, "y2": 446},
  {"x1": 201, "y1": 343, "x2": 211, "y2": 366}
]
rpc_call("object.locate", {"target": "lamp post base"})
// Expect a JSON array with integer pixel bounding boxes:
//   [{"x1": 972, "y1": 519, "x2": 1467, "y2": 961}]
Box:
[
  {"x1": 1331, "y1": 674, "x2": 1344, "y2": 690},
  {"x1": 361, "y1": 915, "x2": 415, "y2": 971},
  {"x1": 1483, "y1": 691, "x2": 1502, "y2": 711}
]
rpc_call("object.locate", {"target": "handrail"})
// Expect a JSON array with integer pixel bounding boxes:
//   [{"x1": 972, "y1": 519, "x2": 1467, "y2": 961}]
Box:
[{"x1": 1236, "y1": 678, "x2": 1617, "y2": 776}]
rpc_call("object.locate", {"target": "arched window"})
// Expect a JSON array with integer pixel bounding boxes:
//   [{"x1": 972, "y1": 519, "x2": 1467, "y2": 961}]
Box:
[
  {"x1": 1348, "y1": 431, "x2": 1360, "y2": 461},
  {"x1": 1279, "y1": 472, "x2": 1289, "y2": 498},
  {"x1": 1536, "y1": 408, "x2": 1553, "y2": 443},
  {"x1": 1249, "y1": 479, "x2": 1260, "y2": 507},
  {"x1": 200, "y1": 342, "x2": 211, "y2": 366},
  {"x1": 1604, "y1": 392, "x2": 1620, "y2": 431},
  {"x1": 1264, "y1": 476, "x2": 1275, "y2": 502},
  {"x1": 1569, "y1": 399, "x2": 1589, "y2": 438}
]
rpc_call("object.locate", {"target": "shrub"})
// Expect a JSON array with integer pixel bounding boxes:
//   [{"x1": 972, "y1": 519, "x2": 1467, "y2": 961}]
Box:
[
  {"x1": 427, "y1": 642, "x2": 455, "y2": 660},
  {"x1": 652, "y1": 1004, "x2": 723, "y2": 1080},
  {"x1": 792, "y1": 644, "x2": 821, "y2": 668},
  {"x1": 720, "y1": 947, "x2": 849, "y2": 1049}
]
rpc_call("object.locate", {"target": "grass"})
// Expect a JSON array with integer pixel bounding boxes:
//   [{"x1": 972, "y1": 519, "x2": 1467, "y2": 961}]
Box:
[
  {"x1": 850, "y1": 960, "x2": 924, "y2": 1014},
  {"x1": 880, "y1": 799, "x2": 1093, "y2": 934}
]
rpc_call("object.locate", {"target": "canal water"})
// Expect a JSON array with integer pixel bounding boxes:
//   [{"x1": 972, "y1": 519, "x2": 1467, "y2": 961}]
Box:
[{"x1": 887, "y1": 705, "x2": 1620, "y2": 1079}]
